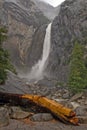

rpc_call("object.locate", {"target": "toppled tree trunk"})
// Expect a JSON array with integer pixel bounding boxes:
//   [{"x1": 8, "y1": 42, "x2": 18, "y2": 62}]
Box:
[{"x1": 0, "y1": 92, "x2": 79, "y2": 125}]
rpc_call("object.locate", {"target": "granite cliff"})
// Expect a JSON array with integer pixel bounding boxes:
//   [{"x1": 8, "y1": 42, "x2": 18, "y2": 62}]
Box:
[
  {"x1": 0, "y1": 0, "x2": 87, "y2": 84},
  {"x1": 47, "y1": 0, "x2": 87, "y2": 82},
  {"x1": 32, "y1": 0, "x2": 60, "y2": 20},
  {"x1": 0, "y1": 0, "x2": 49, "y2": 73}
]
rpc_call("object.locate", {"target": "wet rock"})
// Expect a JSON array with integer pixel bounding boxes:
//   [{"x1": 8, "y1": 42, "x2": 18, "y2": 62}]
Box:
[
  {"x1": 30, "y1": 113, "x2": 53, "y2": 122},
  {"x1": 75, "y1": 106, "x2": 87, "y2": 116},
  {"x1": 0, "y1": 107, "x2": 9, "y2": 127},
  {"x1": 10, "y1": 106, "x2": 31, "y2": 119}
]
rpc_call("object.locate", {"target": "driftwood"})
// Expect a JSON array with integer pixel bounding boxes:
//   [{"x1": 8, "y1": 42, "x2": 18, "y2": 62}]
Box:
[{"x1": 0, "y1": 92, "x2": 79, "y2": 125}]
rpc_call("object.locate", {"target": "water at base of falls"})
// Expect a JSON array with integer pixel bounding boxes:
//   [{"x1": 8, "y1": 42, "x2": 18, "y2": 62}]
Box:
[{"x1": 26, "y1": 23, "x2": 52, "y2": 82}]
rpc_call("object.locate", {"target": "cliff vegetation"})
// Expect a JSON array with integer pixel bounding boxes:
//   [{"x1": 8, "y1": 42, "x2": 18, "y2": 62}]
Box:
[
  {"x1": 68, "y1": 41, "x2": 87, "y2": 93},
  {"x1": 0, "y1": 26, "x2": 15, "y2": 84}
]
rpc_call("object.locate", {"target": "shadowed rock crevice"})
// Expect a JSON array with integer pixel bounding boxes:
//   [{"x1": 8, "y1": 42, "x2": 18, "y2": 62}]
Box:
[{"x1": 26, "y1": 24, "x2": 47, "y2": 70}]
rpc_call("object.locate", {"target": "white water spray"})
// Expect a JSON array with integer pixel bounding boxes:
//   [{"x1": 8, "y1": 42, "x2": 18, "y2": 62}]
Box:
[{"x1": 28, "y1": 23, "x2": 52, "y2": 81}]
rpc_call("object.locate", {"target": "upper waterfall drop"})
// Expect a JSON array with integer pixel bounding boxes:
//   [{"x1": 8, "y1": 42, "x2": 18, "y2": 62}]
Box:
[{"x1": 28, "y1": 23, "x2": 52, "y2": 81}]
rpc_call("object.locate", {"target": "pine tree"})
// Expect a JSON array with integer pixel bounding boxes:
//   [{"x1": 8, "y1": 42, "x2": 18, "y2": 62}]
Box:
[
  {"x1": 0, "y1": 27, "x2": 7, "y2": 45},
  {"x1": 68, "y1": 41, "x2": 87, "y2": 93},
  {"x1": 0, "y1": 26, "x2": 15, "y2": 84}
]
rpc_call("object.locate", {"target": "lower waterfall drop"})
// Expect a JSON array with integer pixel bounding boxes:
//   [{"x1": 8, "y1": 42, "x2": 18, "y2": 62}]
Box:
[{"x1": 29, "y1": 23, "x2": 52, "y2": 81}]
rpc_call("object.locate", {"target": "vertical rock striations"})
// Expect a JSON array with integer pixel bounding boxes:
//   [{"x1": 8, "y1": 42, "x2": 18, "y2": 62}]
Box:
[
  {"x1": 32, "y1": 0, "x2": 60, "y2": 21},
  {"x1": 47, "y1": 0, "x2": 87, "y2": 82},
  {"x1": 0, "y1": 0, "x2": 49, "y2": 73},
  {"x1": 27, "y1": 23, "x2": 52, "y2": 81}
]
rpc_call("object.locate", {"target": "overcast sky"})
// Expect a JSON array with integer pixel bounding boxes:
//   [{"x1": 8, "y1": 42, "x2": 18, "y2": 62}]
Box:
[{"x1": 41, "y1": 0, "x2": 65, "y2": 7}]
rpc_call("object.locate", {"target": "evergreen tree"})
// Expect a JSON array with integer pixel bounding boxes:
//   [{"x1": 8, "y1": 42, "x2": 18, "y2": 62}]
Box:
[
  {"x1": 0, "y1": 27, "x2": 7, "y2": 45},
  {"x1": 0, "y1": 26, "x2": 15, "y2": 84},
  {"x1": 68, "y1": 41, "x2": 87, "y2": 93}
]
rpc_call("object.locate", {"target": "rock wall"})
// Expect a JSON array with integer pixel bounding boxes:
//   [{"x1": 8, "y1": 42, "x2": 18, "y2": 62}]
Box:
[
  {"x1": 0, "y1": 0, "x2": 49, "y2": 73},
  {"x1": 26, "y1": 24, "x2": 47, "y2": 70},
  {"x1": 32, "y1": 0, "x2": 60, "y2": 21},
  {"x1": 1, "y1": 0, "x2": 87, "y2": 83},
  {"x1": 47, "y1": 0, "x2": 87, "y2": 82}
]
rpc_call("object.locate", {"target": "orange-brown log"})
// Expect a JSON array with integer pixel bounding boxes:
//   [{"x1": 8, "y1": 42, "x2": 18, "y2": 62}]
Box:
[
  {"x1": 22, "y1": 94, "x2": 79, "y2": 125},
  {"x1": 22, "y1": 95, "x2": 75, "y2": 117},
  {"x1": 0, "y1": 92, "x2": 79, "y2": 125}
]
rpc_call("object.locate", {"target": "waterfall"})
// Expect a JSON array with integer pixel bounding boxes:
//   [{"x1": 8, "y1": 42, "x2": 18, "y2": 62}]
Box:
[{"x1": 28, "y1": 23, "x2": 52, "y2": 81}]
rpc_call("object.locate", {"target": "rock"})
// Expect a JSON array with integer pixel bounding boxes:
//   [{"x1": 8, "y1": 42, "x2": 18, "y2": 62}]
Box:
[
  {"x1": 62, "y1": 93, "x2": 70, "y2": 99},
  {"x1": 70, "y1": 102, "x2": 80, "y2": 109},
  {"x1": 66, "y1": 103, "x2": 74, "y2": 109},
  {"x1": 0, "y1": 107, "x2": 9, "y2": 127},
  {"x1": 30, "y1": 113, "x2": 53, "y2": 122},
  {"x1": 75, "y1": 106, "x2": 87, "y2": 116},
  {"x1": 0, "y1": 0, "x2": 49, "y2": 75},
  {"x1": 84, "y1": 100, "x2": 87, "y2": 105},
  {"x1": 82, "y1": 96, "x2": 85, "y2": 99},
  {"x1": 77, "y1": 99, "x2": 85, "y2": 105},
  {"x1": 10, "y1": 106, "x2": 31, "y2": 119},
  {"x1": 54, "y1": 99, "x2": 67, "y2": 106},
  {"x1": 78, "y1": 116, "x2": 87, "y2": 124},
  {"x1": 0, "y1": 70, "x2": 32, "y2": 94},
  {"x1": 32, "y1": 0, "x2": 60, "y2": 20},
  {"x1": 47, "y1": 0, "x2": 87, "y2": 82},
  {"x1": 69, "y1": 93, "x2": 83, "y2": 102}
]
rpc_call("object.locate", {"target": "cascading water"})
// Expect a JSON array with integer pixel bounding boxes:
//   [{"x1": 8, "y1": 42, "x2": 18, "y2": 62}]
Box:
[{"x1": 28, "y1": 23, "x2": 52, "y2": 81}]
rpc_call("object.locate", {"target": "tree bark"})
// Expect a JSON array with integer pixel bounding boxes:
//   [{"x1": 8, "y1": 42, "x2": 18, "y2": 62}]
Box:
[{"x1": 0, "y1": 92, "x2": 79, "y2": 125}]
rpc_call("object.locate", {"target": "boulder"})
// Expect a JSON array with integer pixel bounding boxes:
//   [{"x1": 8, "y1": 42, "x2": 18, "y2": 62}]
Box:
[
  {"x1": 0, "y1": 107, "x2": 9, "y2": 127},
  {"x1": 78, "y1": 116, "x2": 87, "y2": 124},
  {"x1": 75, "y1": 106, "x2": 87, "y2": 116},
  {"x1": 10, "y1": 106, "x2": 32, "y2": 119},
  {"x1": 30, "y1": 113, "x2": 53, "y2": 122}
]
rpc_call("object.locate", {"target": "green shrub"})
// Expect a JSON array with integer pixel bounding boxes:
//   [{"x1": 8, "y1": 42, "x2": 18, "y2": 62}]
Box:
[
  {"x1": 0, "y1": 26, "x2": 7, "y2": 45},
  {"x1": 68, "y1": 41, "x2": 87, "y2": 93},
  {"x1": 0, "y1": 26, "x2": 16, "y2": 84},
  {"x1": 0, "y1": 67, "x2": 7, "y2": 84}
]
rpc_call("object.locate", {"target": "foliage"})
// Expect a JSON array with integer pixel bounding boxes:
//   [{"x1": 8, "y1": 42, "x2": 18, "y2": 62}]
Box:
[
  {"x1": 0, "y1": 66, "x2": 7, "y2": 84},
  {"x1": 0, "y1": 27, "x2": 7, "y2": 45},
  {"x1": 68, "y1": 41, "x2": 87, "y2": 93},
  {"x1": 0, "y1": 26, "x2": 16, "y2": 84}
]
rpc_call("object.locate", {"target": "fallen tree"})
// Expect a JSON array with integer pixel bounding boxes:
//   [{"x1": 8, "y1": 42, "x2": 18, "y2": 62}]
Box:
[{"x1": 0, "y1": 92, "x2": 79, "y2": 125}]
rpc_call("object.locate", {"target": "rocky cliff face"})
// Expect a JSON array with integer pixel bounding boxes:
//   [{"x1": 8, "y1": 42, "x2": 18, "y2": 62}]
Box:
[
  {"x1": 32, "y1": 0, "x2": 60, "y2": 20},
  {"x1": 47, "y1": 0, "x2": 87, "y2": 82},
  {"x1": 0, "y1": 0, "x2": 49, "y2": 73},
  {"x1": 1, "y1": 0, "x2": 87, "y2": 84}
]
